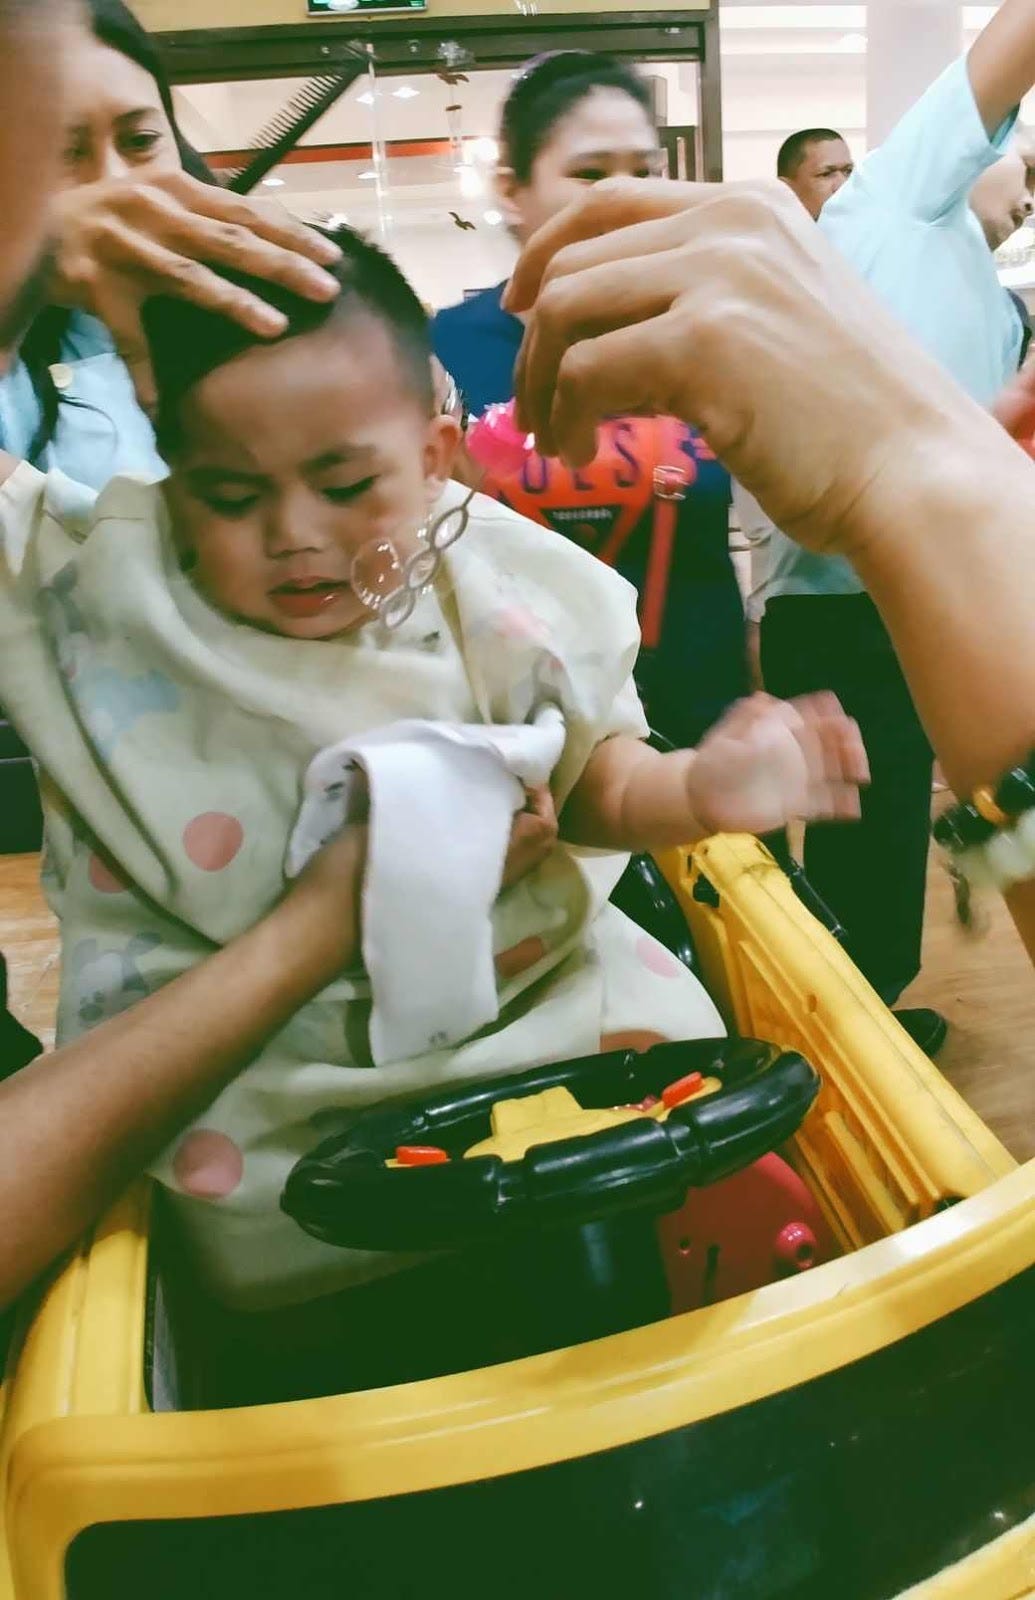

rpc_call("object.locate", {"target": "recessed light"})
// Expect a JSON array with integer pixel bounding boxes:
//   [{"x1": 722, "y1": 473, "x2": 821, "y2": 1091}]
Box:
[
  {"x1": 358, "y1": 170, "x2": 377, "y2": 181},
  {"x1": 357, "y1": 90, "x2": 375, "y2": 106},
  {"x1": 262, "y1": 176, "x2": 285, "y2": 187},
  {"x1": 393, "y1": 85, "x2": 419, "y2": 100},
  {"x1": 483, "y1": 208, "x2": 503, "y2": 226}
]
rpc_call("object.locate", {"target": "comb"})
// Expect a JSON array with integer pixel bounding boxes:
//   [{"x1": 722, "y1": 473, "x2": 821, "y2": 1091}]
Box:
[{"x1": 227, "y1": 49, "x2": 369, "y2": 195}]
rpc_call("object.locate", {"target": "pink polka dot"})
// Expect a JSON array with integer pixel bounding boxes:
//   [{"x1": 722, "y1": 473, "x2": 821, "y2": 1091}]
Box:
[
  {"x1": 172, "y1": 1129, "x2": 244, "y2": 1200},
  {"x1": 637, "y1": 935, "x2": 683, "y2": 979},
  {"x1": 495, "y1": 607, "x2": 549, "y2": 644},
  {"x1": 182, "y1": 812, "x2": 244, "y2": 872},
  {"x1": 88, "y1": 851, "x2": 126, "y2": 894}
]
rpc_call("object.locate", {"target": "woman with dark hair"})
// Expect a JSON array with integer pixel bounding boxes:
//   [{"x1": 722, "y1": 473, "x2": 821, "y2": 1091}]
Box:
[
  {"x1": 0, "y1": 0, "x2": 343, "y2": 488},
  {"x1": 0, "y1": 0, "x2": 346, "y2": 1051},
  {"x1": 433, "y1": 52, "x2": 748, "y2": 752}
]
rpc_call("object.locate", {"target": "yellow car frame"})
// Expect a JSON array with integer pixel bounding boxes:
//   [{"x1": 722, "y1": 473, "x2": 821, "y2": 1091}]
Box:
[{"x1": 0, "y1": 836, "x2": 1031, "y2": 1600}]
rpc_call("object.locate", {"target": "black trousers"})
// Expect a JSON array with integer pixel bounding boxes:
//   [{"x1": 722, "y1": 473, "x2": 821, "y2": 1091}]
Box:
[{"x1": 760, "y1": 593, "x2": 932, "y2": 1007}]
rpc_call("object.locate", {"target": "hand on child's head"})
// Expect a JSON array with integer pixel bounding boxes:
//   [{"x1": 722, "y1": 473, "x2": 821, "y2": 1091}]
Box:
[{"x1": 685, "y1": 691, "x2": 869, "y2": 837}]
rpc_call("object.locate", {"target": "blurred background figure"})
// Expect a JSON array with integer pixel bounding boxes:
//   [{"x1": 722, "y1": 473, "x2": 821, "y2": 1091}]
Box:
[{"x1": 777, "y1": 127, "x2": 855, "y2": 218}]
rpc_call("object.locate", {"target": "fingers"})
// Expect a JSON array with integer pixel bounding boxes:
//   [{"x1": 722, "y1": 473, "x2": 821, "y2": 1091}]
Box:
[
  {"x1": 155, "y1": 171, "x2": 344, "y2": 268},
  {"x1": 521, "y1": 307, "x2": 694, "y2": 463},
  {"x1": 992, "y1": 354, "x2": 1035, "y2": 440},
  {"x1": 95, "y1": 218, "x2": 292, "y2": 336},
  {"x1": 500, "y1": 786, "x2": 558, "y2": 889},
  {"x1": 789, "y1": 692, "x2": 869, "y2": 821},
  {"x1": 524, "y1": 783, "x2": 559, "y2": 832},
  {"x1": 513, "y1": 248, "x2": 691, "y2": 443},
  {"x1": 505, "y1": 177, "x2": 712, "y2": 313},
  {"x1": 118, "y1": 184, "x2": 341, "y2": 307}
]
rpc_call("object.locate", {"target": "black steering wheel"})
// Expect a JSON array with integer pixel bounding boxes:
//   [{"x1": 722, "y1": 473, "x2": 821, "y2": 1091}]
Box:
[{"x1": 283, "y1": 1039, "x2": 820, "y2": 1254}]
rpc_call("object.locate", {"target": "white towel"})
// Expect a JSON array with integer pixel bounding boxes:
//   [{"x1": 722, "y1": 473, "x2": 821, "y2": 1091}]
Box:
[{"x1": 286, "y1": 706, "x2": 567, "y2": 1066}]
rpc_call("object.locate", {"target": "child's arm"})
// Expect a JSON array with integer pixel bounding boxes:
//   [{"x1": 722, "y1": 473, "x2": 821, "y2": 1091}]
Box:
[
  {"x1": 562, "y1": 694, "x2": 869, "y2": 853},
  {"x1": 969, "y1": 0, "x2": 1035, "y2": 138}
]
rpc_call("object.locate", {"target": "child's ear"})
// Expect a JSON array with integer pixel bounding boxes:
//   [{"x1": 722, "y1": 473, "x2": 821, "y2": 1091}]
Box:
[
  {"x1": 495, "y1": 166, "x2": 525, "y2": 231},
  {"x1": 423, "y1": 413, "x2": 463, "y2": 493}
]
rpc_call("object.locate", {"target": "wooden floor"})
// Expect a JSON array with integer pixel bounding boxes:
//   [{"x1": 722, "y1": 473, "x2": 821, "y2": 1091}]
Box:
[{"x1": 1, "y1": 844, "x2": 1032, "y2": 1163}]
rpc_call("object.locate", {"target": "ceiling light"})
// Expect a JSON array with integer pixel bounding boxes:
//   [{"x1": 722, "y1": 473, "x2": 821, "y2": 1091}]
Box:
[
  {"x1": 483, "y1": 208, "x2": 503, "y2": 226},
  {"x1": 358, "y1": 170, "x2": 377, "y2": 182},
  {"x1": 468, "y1": 135, "x2": 499, "y2": 164},
  {"x1": 357, "y1": 90, "x2": 375, "y2": 107},
  {"x1": 393, "y1": 85, "x2": 419, "y2": 100},
  {"x1": 720, "y1": 6, "x2": 863, "y2": 28},
  {"x1": 458, "y1": 165, "x2": 484, "y2": 199},
  {"x1": 262, "y1": 176, "x2": 285, "y2": 187}
]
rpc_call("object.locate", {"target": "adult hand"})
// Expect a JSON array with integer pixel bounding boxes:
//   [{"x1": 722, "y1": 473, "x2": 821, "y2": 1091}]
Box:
[
  {"x1": 992, "y1": 351, "x2": 1035, "y2": 450},
  {"x1": 49, "y1": 171, "x2": 343, "y2": 410},
  {"x1": 502, "y1": 785, "x2": 559, "y2": 889},
  {"x1": 685, "y1": 692, "x2": 869, "y2": 837},
  {"x1": 506, "y1": 177, "x2": 973, "y2": 563}
]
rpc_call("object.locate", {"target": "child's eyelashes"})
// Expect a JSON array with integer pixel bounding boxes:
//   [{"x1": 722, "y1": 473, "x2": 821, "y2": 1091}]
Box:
[
  {"x1": 192, "y1": 477, "x2": 378, "y2": 517},
  {"x1": 320, "y1": 476, "x2": 378, "y2": 505},
  {"x1": 198, "y1": 491, "x2": 260, "y2": 518}
]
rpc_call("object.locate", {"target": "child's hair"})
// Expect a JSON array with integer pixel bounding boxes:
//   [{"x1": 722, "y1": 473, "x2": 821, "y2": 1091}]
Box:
[
  {"x1": 143, "y1": 225, "x2": 435, "y2": 457},
  {"x1": 500, "y1": 50, "x2": 655, "y2": 184}
]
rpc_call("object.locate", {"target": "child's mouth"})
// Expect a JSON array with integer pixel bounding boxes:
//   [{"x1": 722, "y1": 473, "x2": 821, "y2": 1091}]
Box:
[{"x1": 270, "y1": 580, "x2": 350, "y2": 620}]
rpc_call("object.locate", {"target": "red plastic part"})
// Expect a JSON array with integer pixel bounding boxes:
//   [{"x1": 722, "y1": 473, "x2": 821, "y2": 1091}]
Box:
[
  {"x1": 657, "y1": 1152, "x2": 838, "y2": 1313},
  {"x1": 661, "y1": 1072, "x2": 705, "y2": 1109},
  {"x1": 774, "y1": 1220, "x2": 819, "y2": 1274},
  {"x1": 395, "y1": 1145, "x2": 449, "y2": 1167}
]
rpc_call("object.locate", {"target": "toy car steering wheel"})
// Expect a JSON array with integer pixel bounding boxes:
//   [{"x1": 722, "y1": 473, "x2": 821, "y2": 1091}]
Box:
[{"x1": 283, "y1": 1039, "x2": 820, "y2": 1254}]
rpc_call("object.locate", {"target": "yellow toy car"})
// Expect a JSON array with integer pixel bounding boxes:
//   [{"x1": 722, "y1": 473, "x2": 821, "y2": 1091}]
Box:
[{"x1": 1, "y1": 837, "x2": 1031, "y2": 1600}]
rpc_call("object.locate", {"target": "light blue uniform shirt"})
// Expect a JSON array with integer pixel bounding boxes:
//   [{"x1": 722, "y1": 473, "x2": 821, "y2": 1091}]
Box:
[
  {"x1": 0, "y1": 312, "x2": 164, "y2": 489},
  {"x1": 761, "y1": 55, "x2": 1022, "y2": 603}
]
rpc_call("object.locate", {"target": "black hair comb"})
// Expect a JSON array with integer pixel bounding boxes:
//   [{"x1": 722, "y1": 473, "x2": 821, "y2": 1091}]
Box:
[{"x1": 227, "y1": 48, "x2": 369, "y2": 195}]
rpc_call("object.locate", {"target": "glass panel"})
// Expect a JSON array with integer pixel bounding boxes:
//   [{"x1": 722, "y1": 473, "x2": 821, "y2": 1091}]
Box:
[{"x1": 173, "y1": 55, "x2": 703, "y2": 310}]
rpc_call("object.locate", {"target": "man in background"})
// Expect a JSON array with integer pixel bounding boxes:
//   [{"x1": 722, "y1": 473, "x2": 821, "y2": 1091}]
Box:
[{"x1": 777, "y1": 128, "x2": 855, "y2": 218}]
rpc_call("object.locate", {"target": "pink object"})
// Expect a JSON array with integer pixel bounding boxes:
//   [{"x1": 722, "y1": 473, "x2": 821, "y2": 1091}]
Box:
[
  {"x1": 657, "y1": 1151, "x2": 837, "y2": 1312},
  {"x1": 88, "y1": 851, "x2": 126, "y2": 894},
  {"x1": 182, "y1": 812, "x2": 245, "y2": 872},
  {"x1": 172, "y1": 1129, "x2": 244, "y2": 1200},
  {"x1": 773, "y1": 1220, "x2": 819, "y2": 1275},
  {"x1": 466, "y1": 402, "x2": 537, "y2": 478},
  {"x1": 636, "y1": 934, "x2": 684, "y2": 980}
]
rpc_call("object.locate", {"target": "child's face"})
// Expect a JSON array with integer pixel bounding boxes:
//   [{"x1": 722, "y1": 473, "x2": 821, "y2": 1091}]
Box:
[{"x1": 165, "y1": 315, "x2": 460, "y2": 640}]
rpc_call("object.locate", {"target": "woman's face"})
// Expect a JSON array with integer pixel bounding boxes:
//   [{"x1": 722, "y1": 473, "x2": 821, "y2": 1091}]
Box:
[
  {"x1": 62, "y1": 35, "x2": 180, "y2": 186},
  {"x1": 499, "y1": 87, "x2": 662, "y2": 244}
]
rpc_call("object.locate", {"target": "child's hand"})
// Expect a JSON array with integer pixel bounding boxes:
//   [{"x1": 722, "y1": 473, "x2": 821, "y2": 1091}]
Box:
[
  {"x1": 686, "y1": 693, "x2": 869, "y2": 837},
  {"x1": 502, "y1": 785, "x2": 559, "y2": 888}
]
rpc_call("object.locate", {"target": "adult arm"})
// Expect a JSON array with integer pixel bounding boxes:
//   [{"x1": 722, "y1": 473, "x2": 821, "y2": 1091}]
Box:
[
  {"x1": 969, "y1": 0, "x2": 1035, "y2": 139},
  {"x1": 0, "y1": 781, "x2": 555, "y2": 1306},
  {"x1": 508, "y1": 178, "x2": 1035, "y2": 956},
  {"x1": 0, "y1": 826, "x2": 364, "y2": 1309},
  {"x1": 826, "y1": 9, "x2": 1029, "y2": 226}
]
